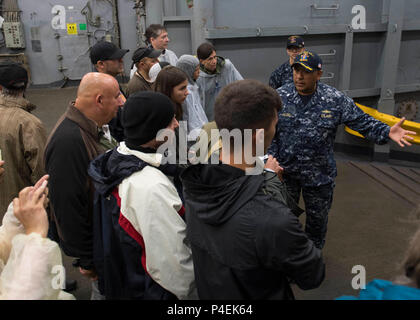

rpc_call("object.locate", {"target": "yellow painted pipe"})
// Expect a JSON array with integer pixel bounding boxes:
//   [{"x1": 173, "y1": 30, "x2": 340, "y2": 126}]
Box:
[{"x1": 344, "y1": 103, "x2": 420, "y2": 145}]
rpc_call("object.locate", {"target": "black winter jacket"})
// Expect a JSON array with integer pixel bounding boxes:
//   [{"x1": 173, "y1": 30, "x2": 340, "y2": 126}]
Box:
[
  {"x1": 181, "y1": 163, "x2": 325, "y2": 300},
  {"x1": 45, "y1": 103, "x2": 104, "y2": 270}
]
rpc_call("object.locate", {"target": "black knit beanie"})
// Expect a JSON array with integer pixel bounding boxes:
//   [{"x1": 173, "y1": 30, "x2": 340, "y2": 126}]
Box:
[{"x1": 122, "y1": 91, "x2": 175, "y2": 148}]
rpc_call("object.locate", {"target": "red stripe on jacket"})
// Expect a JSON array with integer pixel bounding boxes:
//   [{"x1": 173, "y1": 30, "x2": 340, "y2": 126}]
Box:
[
  {"x1": 111, "y1": 188, "x2": 149, "y2": 275},
  {"x1": 178, "y1": 205, "x2": 185, "y2": 217}
]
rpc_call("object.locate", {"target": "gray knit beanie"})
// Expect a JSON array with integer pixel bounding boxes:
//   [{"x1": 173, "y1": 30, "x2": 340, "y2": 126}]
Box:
[{"x1": 176, "y1": 55, "x2": 199, "y2": 85}]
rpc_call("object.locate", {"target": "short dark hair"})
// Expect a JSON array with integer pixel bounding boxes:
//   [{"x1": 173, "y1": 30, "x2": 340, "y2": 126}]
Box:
[
  {"x1": 215, "y1": 79, "x2": 282, "y2": 132},
  {"x1": 197, "y1": 42, "x2": 215, "y2": 60},
  {"x1": 145, "y1": 24, "x2": 166, "y2": 44}
]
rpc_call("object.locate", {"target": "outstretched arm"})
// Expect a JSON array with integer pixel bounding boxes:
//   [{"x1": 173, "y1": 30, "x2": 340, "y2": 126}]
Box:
[{"x1": 388, "y1": 117, "x2": 416, "y2": 147}]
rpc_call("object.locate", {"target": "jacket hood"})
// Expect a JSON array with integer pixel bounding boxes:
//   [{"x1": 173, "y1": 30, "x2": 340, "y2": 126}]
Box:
[
  {"x1": 180, "y1": 163, "x2": 264, "y2": 226},
  {"x1": 176, "y1": 54, "x2": 199, "y2": 85},
  {"x1": 88, "y1": 148, "x2": 148, "y2": 197},
  {"x1": 88, "y1": 142, "x2": 181, "y2": 197}
]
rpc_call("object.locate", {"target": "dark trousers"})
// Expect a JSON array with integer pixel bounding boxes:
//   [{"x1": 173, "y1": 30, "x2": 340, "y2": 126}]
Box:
[{"x1": 285, "y1": 178, "x2": 335, "y2": 249}]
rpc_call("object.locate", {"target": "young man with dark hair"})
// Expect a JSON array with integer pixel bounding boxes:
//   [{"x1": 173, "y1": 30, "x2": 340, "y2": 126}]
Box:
[
  {"x1": 90, "y1": 41, "x2": 129, "y2": 142},
  {"x1": 196, "y1": 42, "x2": 243, "y2": 121},
  {"x1": 90, "y1": 41, "x2": 129, "y2": 78},
  {"x1": 181, "y1": 79, "x2": 325, "y2": 300}
]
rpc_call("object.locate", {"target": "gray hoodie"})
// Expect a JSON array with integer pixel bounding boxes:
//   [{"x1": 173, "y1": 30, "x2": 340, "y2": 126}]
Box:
[
  {"x1": 196, "y1": 57, "x2": 243, "y2": 121},
  {"x1": 176, "y1": 55, "x2": 209, "y2": 140}
]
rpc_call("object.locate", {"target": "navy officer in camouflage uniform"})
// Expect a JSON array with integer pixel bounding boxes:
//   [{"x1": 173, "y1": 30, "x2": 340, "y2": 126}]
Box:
[
  {"x1": 269, "y1": 35, "x2": 305, "y2": 90},
  {"x1": 268, "y1": 50, "x2": 416, "y2": 249}
]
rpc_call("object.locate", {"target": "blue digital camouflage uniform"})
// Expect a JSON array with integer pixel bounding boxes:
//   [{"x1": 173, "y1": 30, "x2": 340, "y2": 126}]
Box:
[
  {"x1": 268, "y1": 81, "x2": 391, "y2": 248},
  {"x1": 269, "y1": 61, "x2": 293, "y2": 89}
]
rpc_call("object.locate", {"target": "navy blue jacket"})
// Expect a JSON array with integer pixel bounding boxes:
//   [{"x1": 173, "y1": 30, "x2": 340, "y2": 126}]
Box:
[
  {"x1": 268, "y1": 82, "x2": 390, "y2": 187},
  {"x1": 269, "y1": 61, "x2": 293, "y2": 89}
]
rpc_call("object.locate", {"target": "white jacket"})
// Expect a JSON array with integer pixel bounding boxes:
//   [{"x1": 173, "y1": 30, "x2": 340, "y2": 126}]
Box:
[
  {"x1": 0, "y1": 203, "x2": 74, "y2": 300},
  {"x1": 159, "y1": 48, "x2": 178, "y2": 66},
  {"x1": 116, "y1": 142, "x2": 197, "y2": 299}
]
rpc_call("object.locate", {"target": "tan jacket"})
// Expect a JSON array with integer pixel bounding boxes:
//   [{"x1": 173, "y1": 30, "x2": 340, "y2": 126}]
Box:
[
  {"x1": 0, "y1": 95, "x2": 47, "y2": 216},
  {"x1": 126, "y1": 72, "x2": 153, "y2": 96}
]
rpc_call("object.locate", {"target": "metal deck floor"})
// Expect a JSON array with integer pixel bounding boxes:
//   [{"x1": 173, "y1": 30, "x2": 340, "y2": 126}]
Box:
[{"x1": 26, "y1": 87, "x2": 420, "y2": 300}]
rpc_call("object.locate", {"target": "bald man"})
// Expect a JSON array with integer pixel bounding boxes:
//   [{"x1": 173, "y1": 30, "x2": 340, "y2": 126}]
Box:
[{"x1": 44, "y1": 73, "x2": 123, "y2": 297}]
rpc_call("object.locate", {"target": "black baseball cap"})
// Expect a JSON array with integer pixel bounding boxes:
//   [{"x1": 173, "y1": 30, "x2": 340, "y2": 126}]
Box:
[
  {"x1": 292, "y1": 51, "x2": 323, "y2": 72},
  {"x1": 0, "y1": 62, "x2": 28, "y2": 90},
  {"x1": 287, "y1": 35, "x2": 304, "y2": 49},
  {"x1": 131, "y1": 47, "x2": 161, "y2": 67},
  {"x1": 90, "y1": 41, "x2": 129, "y2": 65}
]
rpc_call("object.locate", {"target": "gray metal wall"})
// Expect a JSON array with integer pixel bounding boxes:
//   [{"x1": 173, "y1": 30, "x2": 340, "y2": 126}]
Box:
[
  {"x1": 13, "y1": 0, "x2": 118, "y2": 84},
  {"x1": 4, "y1": 0, "x2": 192, "y2": 85}
]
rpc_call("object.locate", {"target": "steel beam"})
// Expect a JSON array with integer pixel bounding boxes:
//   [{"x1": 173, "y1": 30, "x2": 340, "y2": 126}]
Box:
[
  {"x1": 145, "y1": 0, "x2": 163, "y2": 26},
  {"x1": 204, "y1": 20, "x2": 420, "y2": 40},
  {"x1": 205, "y1": 23, "x2": 388, "y2": 39},
  {"x1": 191, "y1": 0, "x2": 214, "y2": 51},
  {"x1": 163, "y1": 0, "x2": 176, "y2": 17},
  {"x1": 162, "y1": 16, "x2": 191, "y2": 22},
  {"x1": 346, "y1": 83, "x2": 420, "y2": 99},
  {"x1": 340, "y1": 30, "x2": 354, "y2": 91},
  {"x1": 375, "y1": 0, "x2": 405, "y2": 161}
]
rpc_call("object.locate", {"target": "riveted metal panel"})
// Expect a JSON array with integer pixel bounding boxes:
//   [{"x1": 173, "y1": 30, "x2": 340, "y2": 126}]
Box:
[{"x1": 212, "y1": 0, "x2": 383, "y2": 29}]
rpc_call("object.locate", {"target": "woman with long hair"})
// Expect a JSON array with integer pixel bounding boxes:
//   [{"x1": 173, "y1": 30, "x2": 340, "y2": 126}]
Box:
[
  {"x1": 153, "y1": 65, "x2": 189, "y2": 122},
  {"x1": 153, "y1": 66, "x2": 189, "y2": 201}
]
